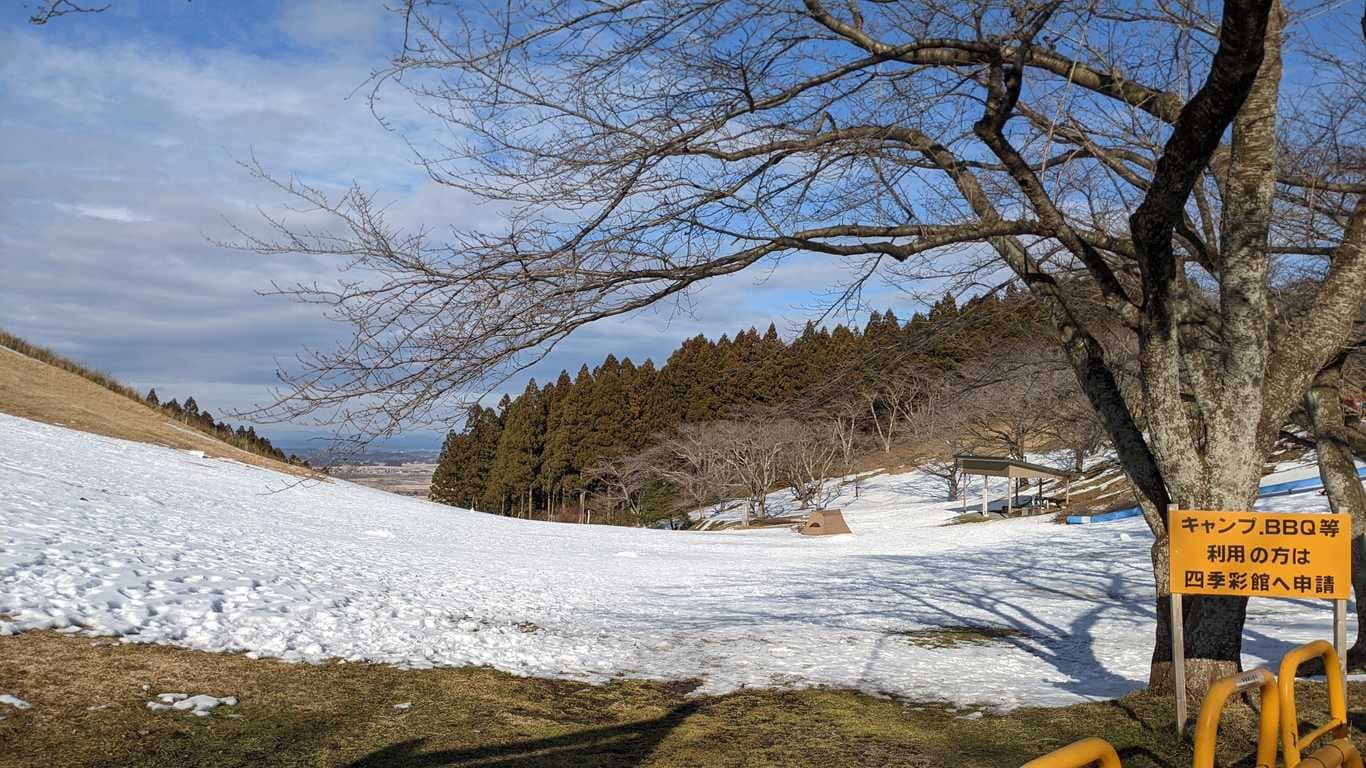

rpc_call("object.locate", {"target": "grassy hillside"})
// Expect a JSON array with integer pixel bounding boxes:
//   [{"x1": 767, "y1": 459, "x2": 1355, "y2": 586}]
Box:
[{"x1": 0, "y1": 337, "x2": 310, "y2": 478}]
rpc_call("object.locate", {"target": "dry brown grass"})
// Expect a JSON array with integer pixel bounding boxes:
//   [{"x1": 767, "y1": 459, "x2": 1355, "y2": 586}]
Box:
[
  {"x1": 0, "y1": 346, "x2": 311, "y2": 478},
  {"x1": 3, "y1": 631, "x2": 1364, "y2": 767}
]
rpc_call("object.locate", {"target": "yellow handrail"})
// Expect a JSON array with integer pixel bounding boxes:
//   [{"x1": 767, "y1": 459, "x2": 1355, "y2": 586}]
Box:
[
  {"x1": 1280, "y1": 640, "x2": 1349, "y2": 768},
  {"x1": 1297, "y1": 740, "x2": 1364, "y2": 768},
  {"x1": 1020, "y1": 737, "x2": 1122, "y2": 768},
  {"x1": 1194, "y1": 667, "x2": 1279, "y2": 768}
]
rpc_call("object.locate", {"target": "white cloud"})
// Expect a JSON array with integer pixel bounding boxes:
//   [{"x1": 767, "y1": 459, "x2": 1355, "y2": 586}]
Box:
[
  {"x1": 276, "y1": 0, "x2": 387, "y2": 48},
  {"x1": 0, "y1": 28, "x2": 429, "y2": 438},
  {"x1": 54, "y1": 203, "x2": 154, "y2": 223},
  {"x1": 0, "y1": 15, "x2": 913, "y2": 445}
]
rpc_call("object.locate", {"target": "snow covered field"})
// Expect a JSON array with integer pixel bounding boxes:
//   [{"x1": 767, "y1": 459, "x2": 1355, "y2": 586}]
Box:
[{"x1": 0, "y1": 413, "x2": 1352, "y2": 710}]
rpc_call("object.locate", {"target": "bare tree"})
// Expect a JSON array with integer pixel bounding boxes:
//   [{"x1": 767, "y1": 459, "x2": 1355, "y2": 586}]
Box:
[
  {"x1": 244, "y1": 0, "x2": 1366, "y2": 695},
  {"x1": 902, "y1": 377, "x2": 979, "y2": 501},
  {"x1": 947, "y1": 345, "x2": 1072, "y2": 461},
  {"x1": 712, "y1": 421, "x2": 787, "y2": 524},
  {"x1": 777, "y1": 418, "x2": 842, "y2": 510},
  {"x1": 1298, "y1": 316, "x2": 1366, "y2": 667},
  {"x1": 1049, "y1": 391, "x2": 1111, "y2": 474},
  {"x1": 652, "y1": 423, "x2": 735, "y2": 522},
  {"x1": 921, "y1": 447, "x2": 971, "y2": 502},
  {"x1": 861, "y1": 368, "x2": 936, "y2": 454},
  {"x1": 585, "y1": 452, "x2": 655, "y2": 523},
  {"x1": 828, "y1": 399, "x2": 860, "y2": 470},
  {"x1": 28, "y1": 1, "x2": 109, "y2": 24},
  {"x1": 26, "y1": 1, "x2": 190, "y2": 24},
  {"x1": 826, "y1": 395, "x2": 866, "y2": 495}
]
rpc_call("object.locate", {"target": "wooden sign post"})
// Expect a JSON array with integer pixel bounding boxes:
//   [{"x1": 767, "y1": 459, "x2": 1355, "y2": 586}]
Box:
[{"x1": 1168, "y1": 507, "x2": 1351, "y2": 736}]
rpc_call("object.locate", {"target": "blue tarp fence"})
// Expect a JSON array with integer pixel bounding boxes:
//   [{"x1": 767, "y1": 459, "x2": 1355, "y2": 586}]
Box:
[{"x1": 1065, "y1": 465, "x2": 1366, "y2": 525}]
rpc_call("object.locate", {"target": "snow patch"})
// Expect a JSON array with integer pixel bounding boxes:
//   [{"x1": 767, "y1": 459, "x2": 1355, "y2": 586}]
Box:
[
  {"x1": 146, "y1": 693, "x2": 237, "y2": 716},
  {"x1": 0, "y1": 694, "x2": 31, "y2": 710},
  {"x1": 0, "y1": 412, "x2": 1353, "y2": 711}
]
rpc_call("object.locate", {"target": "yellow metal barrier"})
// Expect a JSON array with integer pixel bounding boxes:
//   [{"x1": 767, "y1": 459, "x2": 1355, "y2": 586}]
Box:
[
  {"x1": 1019, "y1": 737, "x2": 1122, "y2": 768},
  {"x1": 1297, "y1": 740, "x2": 1363, "y2": 768},
  {"x1": 1280, "y1": 640, "x2": 1352, "y2": 768},
  {"x1": 1193, "y1": 668, "x2": 1279, "y2": 768}
]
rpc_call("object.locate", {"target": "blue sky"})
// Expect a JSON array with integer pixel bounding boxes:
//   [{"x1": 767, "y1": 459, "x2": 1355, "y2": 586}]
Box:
[{"x1": 1, "y1": 1, "x2": 912, "y2": 449}]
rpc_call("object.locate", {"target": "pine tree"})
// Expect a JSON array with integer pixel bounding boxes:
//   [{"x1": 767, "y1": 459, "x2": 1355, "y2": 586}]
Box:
[
  {"x1": 617, "y1": 357, "x2": 646, "y2": 451},
  {"x1": 540, "y1": 373, "x2": 569, "y2": 499},
  {"x1": 581, "y1": 355, "x2": 626, "y2": 465},
  {"x1": 145, "y1": 388, "x2": 159, "y2": 407},
  {"x1": 429, "y1": 429, "x2": 471, "y2": 505},
  {"x1": 543, "y1": 365, "x2": 592, "y2": 511},
  {"x1": 484, "y1": 381, "x2": 547, "y2": 516},
  {"x1": 466, "y1": 405, "x2": 504, "y2": 508},
  {"x1": 425, "y1": 292, "x2": 1065, "y2": 522},
  {"x1": 634, "y1": 358, "x2": 665, "y2": 438},
  {"x1": 754, "y1": 322, "x2": 788, "y2": 404},
  {"x1": 786, "y1": 321, "x2": 822, "y2": 397}
]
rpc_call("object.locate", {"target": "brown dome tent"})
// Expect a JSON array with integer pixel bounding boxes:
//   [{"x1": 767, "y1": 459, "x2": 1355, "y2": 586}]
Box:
[{"x1": 798, "y1": 509, "x2": 851, "y2": 536}]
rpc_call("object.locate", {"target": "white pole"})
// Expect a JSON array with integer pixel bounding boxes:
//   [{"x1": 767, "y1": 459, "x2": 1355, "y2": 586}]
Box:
[
  {"x1": 1173, "y1": 591, "x2": 1186, "y2": 736},
  {"x1": 1335, "y1": 598, "x2": 1348, "y2": 681},
  {"x1": 981, "y1": 474, "x2": 988, "y2": 515},
  {"x1": 1171, "y1": 503, "x2": 1186, "y2": 736}
]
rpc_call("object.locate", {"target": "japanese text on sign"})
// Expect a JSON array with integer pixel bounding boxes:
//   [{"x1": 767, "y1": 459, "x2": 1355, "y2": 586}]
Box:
[{"x1": 1169, "y1": 511, "x2": 1350, "y2": 599}]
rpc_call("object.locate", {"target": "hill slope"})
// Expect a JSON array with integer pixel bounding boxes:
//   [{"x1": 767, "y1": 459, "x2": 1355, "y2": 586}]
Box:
[
  {"x1": 0, "y1": 412, "x2": 1341, "y2": 710},
  {"x1": 0, "y1": 346, "x2": 307, "y2": 477}
]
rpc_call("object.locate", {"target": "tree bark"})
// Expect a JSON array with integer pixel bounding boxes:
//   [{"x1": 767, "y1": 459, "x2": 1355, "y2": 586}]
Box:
[
  {"x1": 1147, "y1": 530, "x2": 1250, "y2": 693},
  {"x1": 1305, "y1": 355, "x2": 1366, "y2": 666}
]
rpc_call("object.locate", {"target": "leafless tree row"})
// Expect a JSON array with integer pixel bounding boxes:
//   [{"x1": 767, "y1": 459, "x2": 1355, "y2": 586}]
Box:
[{"x1": 594, "y1": 415, "x2": 848, "y2": 527}]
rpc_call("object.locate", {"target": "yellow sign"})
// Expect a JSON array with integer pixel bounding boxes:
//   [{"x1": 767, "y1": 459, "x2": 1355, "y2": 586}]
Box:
[{"x1": 1170, "y1": 511, "x2": 1350, "y2": 599}]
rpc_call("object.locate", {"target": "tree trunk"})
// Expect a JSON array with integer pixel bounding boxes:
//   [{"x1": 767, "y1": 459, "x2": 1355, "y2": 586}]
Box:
[
  {"x1": 1305, "y1": 356, "x2": 1366, "y2": 667},
  {"x1": 1148, "y1": 596, "x2": 1249, "y2": 697},
  {"x1": 1141, "y1": 453, "x2": 1263, "y2": 697}
]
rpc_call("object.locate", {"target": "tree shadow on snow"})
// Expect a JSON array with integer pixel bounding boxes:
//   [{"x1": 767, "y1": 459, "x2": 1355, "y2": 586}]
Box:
[
  {"x1": 621, "y1": 533, "x2": 1293, "y2": 703},
  {"x1": 848, "y1": 552, "x2": 1147, "y2": 700},
  {"x1": 343, "y1": 701, "x2": 698, "y2": 768},
  {"x1": 846, "y1": 547, "x2": 1292, "y2": 700}
]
